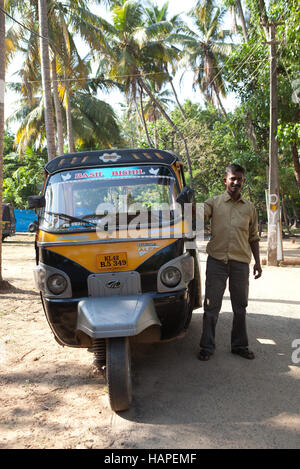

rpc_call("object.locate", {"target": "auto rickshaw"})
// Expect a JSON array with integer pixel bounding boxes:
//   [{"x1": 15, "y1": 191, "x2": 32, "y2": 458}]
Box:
[
  {"x1": 28, "y1": 148, "x2": 202, "y2": 412},
  {"x1": 2, "y1": 203, "x2": 16, "y2": 241}
]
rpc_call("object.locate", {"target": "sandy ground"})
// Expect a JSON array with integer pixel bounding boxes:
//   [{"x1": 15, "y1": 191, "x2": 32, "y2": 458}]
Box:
[{"x1": 0, "y1": 234, "x2": 299, "y2": 449}]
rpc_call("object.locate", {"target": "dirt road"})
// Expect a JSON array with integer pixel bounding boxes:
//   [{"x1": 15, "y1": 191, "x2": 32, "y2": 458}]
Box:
[{"x1": 0, "y1": 235, "x2": 299, "y2": 449}]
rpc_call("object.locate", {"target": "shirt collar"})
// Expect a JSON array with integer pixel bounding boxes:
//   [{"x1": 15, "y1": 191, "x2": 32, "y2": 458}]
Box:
[{"x1": 223, "y1": 192, "x2": 246, "y2": 203}]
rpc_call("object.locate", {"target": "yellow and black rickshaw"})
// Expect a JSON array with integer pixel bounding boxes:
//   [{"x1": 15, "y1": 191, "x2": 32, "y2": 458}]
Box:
[{"x1": 29, "y1": 148, "x2": 201, "y2": 412}]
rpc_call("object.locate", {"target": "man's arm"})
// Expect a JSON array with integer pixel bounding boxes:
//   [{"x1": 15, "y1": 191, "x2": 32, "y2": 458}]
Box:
[
  {"x1": 250, "y1": 240, "x2": 262, "y2": 279},
  {"x1": 204, "y1": 198, "x2": 214, "y2": 222},
  {"x1": 249, "y1": 205, "x2": 262, "y2": 279}
]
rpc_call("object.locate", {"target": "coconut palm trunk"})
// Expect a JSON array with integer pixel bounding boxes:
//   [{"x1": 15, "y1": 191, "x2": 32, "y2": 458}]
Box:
[
  {"x1": 236, "y1": 0, "x2": 248, "y2": 42},
  {"x1": 213, "y1": 82, "x2": 227, "y2": 117},
  {"x1": 0, "y1": 0, "x2": 5, "y2": 283},
  {"x1": 139, "y1": 85, "x2": 154, "y2": 147},
  {"x1": 164, "y1": 65, "x2": 186, "y2": 120},
  {"x1": 64, "y1": 77, "x2": 75, "y2": 153},
  {"x1": 51, "y1": 56, "x2": 64, "y2": 155},
  {"x1": 38, "y1": 0, "x2": 56, "y2": 161},
  {"x1": 137, "y1": 77, "x2": 193, "y2": 184}
]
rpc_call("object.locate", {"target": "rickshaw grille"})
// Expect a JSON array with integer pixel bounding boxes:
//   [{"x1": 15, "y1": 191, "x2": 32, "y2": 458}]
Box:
[{"x1": 92, "y1": 338, "x2": 106, "y2": 372}]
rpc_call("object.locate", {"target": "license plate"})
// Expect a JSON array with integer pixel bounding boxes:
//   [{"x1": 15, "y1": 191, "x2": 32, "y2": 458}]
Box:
[{"x1": 97, "y1": 252, "x2": 128, "y2": 270}]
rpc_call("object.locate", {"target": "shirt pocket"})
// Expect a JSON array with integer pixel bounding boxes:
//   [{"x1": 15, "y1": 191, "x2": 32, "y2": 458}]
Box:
[{"x1": 233, "y1": 208, "x2": 250, "y2": 232}]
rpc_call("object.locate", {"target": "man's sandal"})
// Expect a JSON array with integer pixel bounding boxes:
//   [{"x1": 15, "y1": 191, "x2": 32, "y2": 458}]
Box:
[
  {"x1": 231, "y1": 348, "x2": 255, "y2": 359},
  {"x1": 197, "y1": 350, "x2": 211, "y2": 361}
]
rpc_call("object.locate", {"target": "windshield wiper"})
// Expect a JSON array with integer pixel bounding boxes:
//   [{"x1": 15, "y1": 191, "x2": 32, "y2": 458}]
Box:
[{"x1": 44, "y1": 211, "x2": 97, "y2": 227}]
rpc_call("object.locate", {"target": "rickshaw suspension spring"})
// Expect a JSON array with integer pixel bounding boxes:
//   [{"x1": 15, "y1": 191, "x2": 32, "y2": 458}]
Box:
[{"x1": 92, "y1": 339, "x2": 106, "y2": 373}]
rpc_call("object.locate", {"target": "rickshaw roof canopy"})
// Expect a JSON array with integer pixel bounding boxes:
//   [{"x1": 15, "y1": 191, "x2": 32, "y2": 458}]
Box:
[{"x1": 45, "y1": 149, "x2": 183, "y2": 175}]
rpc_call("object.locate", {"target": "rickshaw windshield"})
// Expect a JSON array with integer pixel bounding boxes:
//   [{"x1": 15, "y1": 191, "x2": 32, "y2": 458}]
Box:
[{"x1": 40, "y1": 165, "x2": 180, "y2": 233}]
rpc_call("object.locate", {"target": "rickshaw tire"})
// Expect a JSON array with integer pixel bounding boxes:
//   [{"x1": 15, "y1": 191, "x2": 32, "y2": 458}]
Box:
[{"x1": 106, "y1": 337, "x2": 132, "y2": 412}]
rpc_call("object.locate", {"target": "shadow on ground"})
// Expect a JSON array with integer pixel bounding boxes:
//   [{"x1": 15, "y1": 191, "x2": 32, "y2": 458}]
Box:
[{"x1": 119, "y1": 311, "x2": 300, "y2": 448}]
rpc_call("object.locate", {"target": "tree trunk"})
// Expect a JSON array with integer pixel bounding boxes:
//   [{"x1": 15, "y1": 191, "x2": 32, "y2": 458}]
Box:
[
  {"x1": 154, "y1": 113, "x2": 158, "y2": 148},
  {"x1": 132, "y1": 95, "x2": 142, "y2": 139},
  {"x1": 38, "y1": 0, "x2": 56, "y2": 161},
  {"x1": 126, "y1": 98, "x2": 135, "y2": 147},
  {"x1": 246, "y1": 112, "x2": 259, "y2": 152},
  {"x1": 170, "y1": 131, "x2": 175, "y2": 152},
  {"x1": 0, "y1": 0, "x2": 5, "y2": 283},
  {"x1": 291, "y1": 142, "x2": 300, "y2": 192},
  {"x1": 230, "y1": 5, "x2": 238, "y2": 35},
  {"x1": 164, "y1": 65, "x2": 186, "y2": 120},
  {"x1": 291, "y1": 200, "x2": 298, "y2": 228},
  {"x1": 138, "y1": 85, "x2": 154, "y2": 147},
  {"x1": 258, "y1": 0, "x2": 270, "y2": 39},
  {"x1": 213, "y1": 83, "x2": 227, "y2": 117},
  {"x1": 137, "y1": 77, "x2": 193, "y2": 185},
  {"x1": 236, "y1": 0, "x2": 248, "y2": 42},
  {"x1": 51, "y1": 56, "x2": 64, "y2": 155},
  {"x1": 65, "y1": 78, "x2": 75, "y2": 153},
  {"x1": 281, "y1": 194, "x2": 291, "y2": 234}
]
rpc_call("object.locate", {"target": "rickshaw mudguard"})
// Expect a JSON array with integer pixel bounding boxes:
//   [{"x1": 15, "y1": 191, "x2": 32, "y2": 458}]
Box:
[{"x1": 76, "y1": 294, "x2": 161, "y2": 339}]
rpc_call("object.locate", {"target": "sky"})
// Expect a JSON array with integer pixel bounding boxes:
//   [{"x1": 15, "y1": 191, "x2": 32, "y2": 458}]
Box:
[{"x1": 4, "y1": 0, "x2": 239, "y2": 132}]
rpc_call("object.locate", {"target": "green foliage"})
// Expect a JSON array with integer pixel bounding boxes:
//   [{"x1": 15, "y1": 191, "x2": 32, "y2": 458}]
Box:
[
  {"x1": 3, "y1": 147, "x2": 47, "y2": 208},
  {"x1": 2, "y1": 0, "x2": 300, "y2": 223},
  {"x1": 3, "y1": 132, "x2": 15, "y2": 155}
]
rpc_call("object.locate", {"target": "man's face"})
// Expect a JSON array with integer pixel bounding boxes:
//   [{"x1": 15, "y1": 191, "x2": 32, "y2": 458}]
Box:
[{"x1": 223, "y1": 171, "x2": 245, "y2": 198}]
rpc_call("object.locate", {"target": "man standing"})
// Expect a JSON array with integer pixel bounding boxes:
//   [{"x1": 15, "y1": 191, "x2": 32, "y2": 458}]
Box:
[{"x1": 198, "y1": 164, "x2": 262, "y2": 361}]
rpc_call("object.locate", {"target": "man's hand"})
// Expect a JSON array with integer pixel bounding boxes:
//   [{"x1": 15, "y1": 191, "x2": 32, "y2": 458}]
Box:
[
  {"x1": 250, "y1": 241, "x2": 262, "y2": 279},
  {"x1": 253, "y1": 263, "x2": 262, "y2": 279}
]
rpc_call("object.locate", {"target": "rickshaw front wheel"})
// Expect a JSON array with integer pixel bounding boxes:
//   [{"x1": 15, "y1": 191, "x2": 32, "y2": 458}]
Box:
[{"x1": 106, "y1": 337, "x2": 132, "y2": 412}]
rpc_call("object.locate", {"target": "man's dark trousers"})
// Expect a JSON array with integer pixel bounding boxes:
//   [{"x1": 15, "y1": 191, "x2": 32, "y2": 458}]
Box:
[{"x1": 200, "y1": 255, "x2": 250, "y2": 354}]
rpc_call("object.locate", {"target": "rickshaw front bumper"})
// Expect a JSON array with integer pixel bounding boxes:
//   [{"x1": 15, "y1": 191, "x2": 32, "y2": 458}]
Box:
[{"x1": 76, "y1": 294, "x2": 161, "y2": 339}]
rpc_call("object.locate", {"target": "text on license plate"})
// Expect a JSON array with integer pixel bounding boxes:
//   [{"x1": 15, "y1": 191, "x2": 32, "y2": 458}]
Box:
[{"x1": 97, "y1": 252, "x2": 128, "y2": 270}]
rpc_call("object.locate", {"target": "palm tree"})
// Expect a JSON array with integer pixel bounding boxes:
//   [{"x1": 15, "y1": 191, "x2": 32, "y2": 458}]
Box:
[
  {"x1": 0, "y1": 0, "x2": 26, "y2": 285},
  {"x1": 51, "y1": 55, "x2": 64, "y2": 154},
  {"x1": 143, "y1": 1, "x2": 187, "y2": 119},
  {"x1": 6, "y1": 0, "x2": 121, "y2": 154},
  {"x1": 7, "y1": 93, "x2": 45, "y2": 154},
  {"x1": 223, "y1": 0, "x2": 248, "y2": 42},
  {"x1": 92, "y1": 0, "x2": 194, "y2": 182},
  {"x1": 7, "y1": 77, "x2": 122, "y2": 152},
  {"x1": 0, "y1": 0, "x2": 5, "y2": 284},
  {"x1": 38, "y1": 0, "x2": 56, "y2": 160},
  {"x1": 71, "y1": 90, "x2": 122, "y2": 148},
  {"x1": 142, "y1": 81, "x2": 174, "y2": 147},
  {"x1": 48, "y1": 0, "x2": 123, "y2": 153},
  {"x1": 182, "y1": 0, "x2": 233, "y2": 115}
]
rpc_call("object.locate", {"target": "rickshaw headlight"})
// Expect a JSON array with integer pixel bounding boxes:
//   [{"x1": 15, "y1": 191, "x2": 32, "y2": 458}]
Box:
[
  {"x1": 47, "y1": 274, "x2": 68, "y2": 295},
  {"x1": 160, "y1": 266, "x2": 181, "y2": 288}
]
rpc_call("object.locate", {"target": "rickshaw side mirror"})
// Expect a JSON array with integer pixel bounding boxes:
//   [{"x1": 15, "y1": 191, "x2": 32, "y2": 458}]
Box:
[
  {"x1": 28, "y1": 195, "x2": 46, "y2": 209},
  {"x1": 176, "y1": 186, "x2": 195, "y2": 206}
]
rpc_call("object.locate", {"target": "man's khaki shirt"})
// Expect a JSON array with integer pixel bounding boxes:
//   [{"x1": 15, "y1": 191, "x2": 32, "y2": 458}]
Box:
[{"x1": 204, "y1": 192, "x2": 260, "y2": 264}]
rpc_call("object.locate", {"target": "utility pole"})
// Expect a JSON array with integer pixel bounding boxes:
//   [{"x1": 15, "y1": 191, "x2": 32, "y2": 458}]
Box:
[{"x1": 265, "y1": 22, "x2": 283, "y2": 266}]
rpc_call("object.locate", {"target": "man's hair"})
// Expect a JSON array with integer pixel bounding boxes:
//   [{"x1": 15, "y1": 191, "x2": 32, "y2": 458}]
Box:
[{"x1": 225, "y1": 164, "x2": 245, "y2": 175}]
